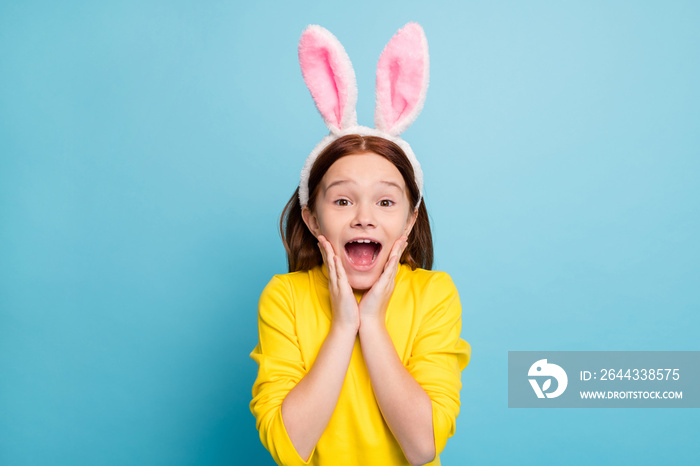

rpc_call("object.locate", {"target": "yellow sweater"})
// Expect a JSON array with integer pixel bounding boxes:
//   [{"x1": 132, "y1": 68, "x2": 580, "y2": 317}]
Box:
[{"x1": 250, "y1": 263, "x2": 471, "y2": 465}]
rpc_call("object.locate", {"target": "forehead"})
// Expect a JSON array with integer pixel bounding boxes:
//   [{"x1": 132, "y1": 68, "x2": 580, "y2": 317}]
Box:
[{"x1": 322, "y1": 152, "x2": 405, "y2": 188}]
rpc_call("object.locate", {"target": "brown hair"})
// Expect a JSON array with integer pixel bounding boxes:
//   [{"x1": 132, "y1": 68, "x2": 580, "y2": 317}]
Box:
[{"x1": 280, "y1": 134, "x2": 433, "y2": 272}]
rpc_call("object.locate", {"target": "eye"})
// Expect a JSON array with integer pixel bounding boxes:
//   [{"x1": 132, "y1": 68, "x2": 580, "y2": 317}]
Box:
[
  {"x1": 334, "y1": 199, "x2": 350, "y2": 206},
  {"x1": 379, "y1": 199, "x2": 395, "y2": 207}
]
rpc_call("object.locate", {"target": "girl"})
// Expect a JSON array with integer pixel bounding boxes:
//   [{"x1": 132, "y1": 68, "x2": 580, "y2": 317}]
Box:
[{"x1": 250, "y1": 23, "x2": 470, "y2": 466}]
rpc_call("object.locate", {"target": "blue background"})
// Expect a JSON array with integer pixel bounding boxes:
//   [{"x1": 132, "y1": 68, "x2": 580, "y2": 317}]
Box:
[{"x1": 1, "y1": 1, "x2": 698, "y2": 464}]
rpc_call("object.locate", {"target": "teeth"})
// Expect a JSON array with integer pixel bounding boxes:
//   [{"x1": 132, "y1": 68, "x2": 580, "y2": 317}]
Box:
[{"x1": 350, "y1": 239, "x2": 375, "y2": 244}]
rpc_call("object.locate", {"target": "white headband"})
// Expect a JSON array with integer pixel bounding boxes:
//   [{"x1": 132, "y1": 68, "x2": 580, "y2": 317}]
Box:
[{"x1": 297, "y1": 23, "x2": 429, "y2": 208}]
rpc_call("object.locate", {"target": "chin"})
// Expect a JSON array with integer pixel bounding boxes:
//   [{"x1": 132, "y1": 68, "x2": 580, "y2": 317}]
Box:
[{"x1": 346, "y1": 271, "x2": 381, "y2": 292}]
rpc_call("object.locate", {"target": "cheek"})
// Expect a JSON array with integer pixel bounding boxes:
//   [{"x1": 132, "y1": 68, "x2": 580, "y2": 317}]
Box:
[
  {"x1": 392, "y1": 211, "x2": 413, "y2": 233},
  {"x1": 316, "y1": 212, "x2": 342, "y2": 238},
  {"x1": 405, "y1": 215, "x2": 416, "y2": 234}
]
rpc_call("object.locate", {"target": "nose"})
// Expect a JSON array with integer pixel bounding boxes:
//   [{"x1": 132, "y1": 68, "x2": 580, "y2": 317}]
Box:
[{"x1": 352, "y1": 202, "x2": 376, "y2": 229}]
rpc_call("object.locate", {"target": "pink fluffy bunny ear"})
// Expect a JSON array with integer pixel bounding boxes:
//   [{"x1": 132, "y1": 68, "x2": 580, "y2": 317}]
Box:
[
  {"x1": 374, "y1": 23, "x2": 429, "y2": 136},
  {"x1": 298, "y1": 25, "x2": 358, "y2": 134}
]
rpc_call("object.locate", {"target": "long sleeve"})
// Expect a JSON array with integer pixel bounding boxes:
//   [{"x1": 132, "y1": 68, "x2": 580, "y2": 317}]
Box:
[
  {"x1": 250, "y1": 275, "x2": 314, "y2": 466},
  {"x1": 250, "y1": 266, "x2": 470, "y2": 466},
  {"x1": 405, "y1": 272, "x2": 471, "y2": 457}
]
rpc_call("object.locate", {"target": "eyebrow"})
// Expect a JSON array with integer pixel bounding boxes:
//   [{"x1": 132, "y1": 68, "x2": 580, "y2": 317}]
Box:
[{"x1": 325, "y1": 179, "x2": 404, "y2": 192}]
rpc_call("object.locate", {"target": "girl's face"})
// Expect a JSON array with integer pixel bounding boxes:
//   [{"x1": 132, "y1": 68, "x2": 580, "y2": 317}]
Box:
[{"x1": 302, "y1": 152, "x2": 418, "y2": 292}]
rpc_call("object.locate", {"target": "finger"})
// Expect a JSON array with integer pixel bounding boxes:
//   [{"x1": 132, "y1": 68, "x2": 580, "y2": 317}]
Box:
[
  {"x1": 317, "y1": 235, "x2": 331, "y2": 261},
  {"x1": 335, "y1": 254, "x2": 352, "y2": 292},
  {"x1": 321, "y1": 236, "x2": 337, "y2": 265},
  {"x1": 384, "y1": 236, "x2": 406, "y2": 271},
  {"x1": 317, "y1": 239, "x2": 328, "y2": 265},
  {"x1": 317, "y1": 236, "x2": 334, "y2": 279},
  {"x1": 387, "y1": 253, "x2": 401, "y2": 283},
  {"x1": 317, "y1": 239, "x2": 336, "y2": 288},
  {"x1": 390, "y1": 236, "x2": 403, "y2": 255},
  {"x1": 372, "y1": 251, "x2": 396, "y2": 293},
  {"x1": 383, "y1": 238, "x2": 406, "y2": 287},
  {"x1": 320, "y1": 238, "x2": 338, "y2": 290},
  {"x1": 399, "y1": 238, "x2": 408, "y2": 262},
  {"x1": 391, "y1": 235, "x2": 407, "y2": 260}
]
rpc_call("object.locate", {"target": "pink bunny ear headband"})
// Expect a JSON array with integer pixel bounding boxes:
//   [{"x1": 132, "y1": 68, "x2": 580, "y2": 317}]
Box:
[{"x1": 297, "y1": 22, "x2": 429, "y2": 208}]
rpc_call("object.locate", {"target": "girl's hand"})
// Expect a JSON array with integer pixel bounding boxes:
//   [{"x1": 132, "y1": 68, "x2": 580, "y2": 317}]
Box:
[
  {"x1": 358, "y1": 236, "x2": 408, "y2": 325},
  {"x1": 317, "y1": 235, "x2": 360, "y2": 333}
]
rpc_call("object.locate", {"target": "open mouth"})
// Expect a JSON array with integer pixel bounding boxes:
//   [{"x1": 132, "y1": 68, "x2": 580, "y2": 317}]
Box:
[{"x1": 344, "y1": 239, "x2": 382, "y2": 267}]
